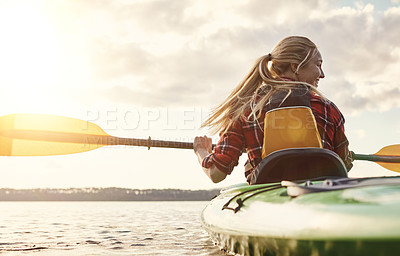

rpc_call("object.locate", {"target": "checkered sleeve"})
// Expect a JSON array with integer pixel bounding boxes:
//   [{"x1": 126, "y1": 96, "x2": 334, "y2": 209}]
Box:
[
  {"x1": 202, "y1": 121, "x2": 245, "y2": 174},
  {"x1": 332, "y1": 109, "x2": 353, "y2": 171}
]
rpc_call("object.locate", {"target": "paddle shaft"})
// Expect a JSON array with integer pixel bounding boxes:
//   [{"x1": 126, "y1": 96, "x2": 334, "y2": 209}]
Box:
[
  {"x1": 114, "y1": 136, "x2": 194, "y2": 149},
  {"x1": 83, "y1": 136, "x2": 217, "y2": 150},
  {"x1": 352, "y1": 152, "x2": 400, "y2": 163},
  {"x1": 1, "y1": 129, "x2": 216, "y2": 150},
  {"x1": 5, "y1": 130, "x2": 399, "y2": 157}
]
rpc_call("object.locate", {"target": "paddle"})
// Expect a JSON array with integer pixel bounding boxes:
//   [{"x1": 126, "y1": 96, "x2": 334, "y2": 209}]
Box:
[
  {"x1": 352, "y1": 145, "x2": 400, "y2": 172},
  {"x1": 0, "y1": 113, "x2": 196, "y2": 156},
  {"x1": 0, "y1": 113, "x2": 399, "y2": 172}
]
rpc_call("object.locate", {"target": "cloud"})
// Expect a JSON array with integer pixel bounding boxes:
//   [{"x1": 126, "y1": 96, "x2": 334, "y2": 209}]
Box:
[
  {"x1": 98, "y1": 84, "x2": 209, "y2": 107},
  {"x1": 114, "y1": 0, "x2": 208, "y2": 34},
  {"x1": 354, "y1": 129, "x2": 367, "y2": 139},
  {"x1": 58, "y1": 0, "x2": 400, "y2": 113},
  {"x1": 90, "y1": 40, "x2": 155, "y2": 81},
  {"x1": 341, "y1": 86, "x2": 400, "y2": 114}
]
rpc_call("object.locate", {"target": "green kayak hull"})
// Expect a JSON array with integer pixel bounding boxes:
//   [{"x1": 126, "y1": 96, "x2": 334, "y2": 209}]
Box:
[{"x1": 201, "y1": 176, "x2": 400, "y2": 256}]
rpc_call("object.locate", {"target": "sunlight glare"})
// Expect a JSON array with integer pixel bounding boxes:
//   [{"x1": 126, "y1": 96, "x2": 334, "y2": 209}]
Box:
[
  {"x1": 0, "y1": 2, "x2": 60, "y2": 88},
  {"x1": 0, "y1": 1, "x2": 90, "y2": 114}
]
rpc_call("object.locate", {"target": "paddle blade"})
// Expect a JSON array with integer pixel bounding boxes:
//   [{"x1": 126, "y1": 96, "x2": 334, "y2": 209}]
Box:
[
  {"x1": 375, "y1": 144, "x2": 400, "y2": 172},
  {"x1": 0, "y1": 114, "x2": 110, "y2": 156}
]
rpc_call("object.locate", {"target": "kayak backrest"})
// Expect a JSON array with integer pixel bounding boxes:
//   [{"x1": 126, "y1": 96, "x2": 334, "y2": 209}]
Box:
[
  {"x1": 262, "y1": 106, "x2": 322, "y2": 158},
  {"x1": 248, "y1": 148, "x2": 348, "y2": 185}
]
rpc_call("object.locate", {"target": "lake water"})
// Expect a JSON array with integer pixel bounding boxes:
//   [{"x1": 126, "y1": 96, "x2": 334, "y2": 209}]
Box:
[{"x1": 0, "y1": 201, "x2": 226, "y2": 255}]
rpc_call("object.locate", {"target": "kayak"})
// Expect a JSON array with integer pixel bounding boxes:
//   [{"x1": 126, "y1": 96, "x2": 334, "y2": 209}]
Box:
[{"x1": 201, "y1": 176, "x2": 400, "y2": 256}]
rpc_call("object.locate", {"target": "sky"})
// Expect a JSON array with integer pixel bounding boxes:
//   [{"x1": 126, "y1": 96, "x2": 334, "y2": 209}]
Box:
[{"x1": 0, "y1": 0, "x2": 399, "y2": 189}]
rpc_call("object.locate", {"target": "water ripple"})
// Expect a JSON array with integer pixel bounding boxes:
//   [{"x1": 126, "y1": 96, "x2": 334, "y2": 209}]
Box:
[{"x1": 0, "y1": 201, "x2": 224, "y2": 255}]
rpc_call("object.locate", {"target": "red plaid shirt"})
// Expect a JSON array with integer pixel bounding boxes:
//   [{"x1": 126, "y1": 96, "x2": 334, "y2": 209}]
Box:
[{"x1": 202, "y1": 93, "x2": 353, "y2": 177}]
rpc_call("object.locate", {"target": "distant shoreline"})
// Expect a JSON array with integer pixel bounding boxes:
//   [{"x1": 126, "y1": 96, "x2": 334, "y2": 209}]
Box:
[{"x1": 0, "y1": 187, "x2": 221, "y2": 201}]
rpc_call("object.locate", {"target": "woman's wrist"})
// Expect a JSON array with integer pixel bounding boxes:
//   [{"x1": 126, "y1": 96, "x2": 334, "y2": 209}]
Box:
[
  {"x1": 196, "y1": 148, "x2": 210, "y2": 157},
  {"x1": 195, "y1": 149, "x2": 210, "y2": 165}
]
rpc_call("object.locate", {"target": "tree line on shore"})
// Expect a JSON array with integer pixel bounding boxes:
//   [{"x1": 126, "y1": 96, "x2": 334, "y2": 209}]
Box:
[{"x1": 0, "y1": 187, "x2": 221, "y2": 201}]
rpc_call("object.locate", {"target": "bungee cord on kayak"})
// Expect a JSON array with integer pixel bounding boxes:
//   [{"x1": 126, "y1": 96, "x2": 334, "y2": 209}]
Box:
[
  {"x1": 222, "y1": 176, "x2": 400, "y2": 214},
  {"x1": 284, "y1": 176, "x2": 400, "y2": 197},
  {"x1": 221, "y1": 175, "x2": 361, "y2": 213},
  {"x1": 221, "y1": 184, "x2": 282, "y2": 213}
]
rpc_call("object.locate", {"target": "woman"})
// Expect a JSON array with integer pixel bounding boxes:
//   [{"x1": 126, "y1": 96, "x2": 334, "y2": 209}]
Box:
[{"x1": 194, "y1": 36, "x2": 353, "y2": 183}]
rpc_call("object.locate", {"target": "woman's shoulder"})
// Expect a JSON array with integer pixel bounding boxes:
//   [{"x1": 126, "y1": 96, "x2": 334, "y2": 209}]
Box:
[
  {"x1": 310, "y1": 93, "x2": 339, "y2": 109},
  {"x1": 310, "y1": 93, "x2": 345, "y2": 122}
]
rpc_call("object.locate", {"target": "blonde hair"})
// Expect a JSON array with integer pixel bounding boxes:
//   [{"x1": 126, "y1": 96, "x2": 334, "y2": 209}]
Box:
[{"x1": 202, "y1": 36, "x2": 323, "y2": 135}]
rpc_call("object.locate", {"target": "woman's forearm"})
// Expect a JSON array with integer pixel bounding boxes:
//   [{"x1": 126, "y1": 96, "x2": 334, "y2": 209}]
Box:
[{"x1": 195, "y1": 149, "x2": 227, "y2": 183}]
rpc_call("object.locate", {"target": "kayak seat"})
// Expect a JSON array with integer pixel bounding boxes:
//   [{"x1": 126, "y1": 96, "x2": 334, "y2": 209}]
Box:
[
  {"x1": 262, "y1": 106, "x2": 322, "y2": 158},
  {"x1": 248, "y1": 148, "x2": 348, "y2": 185}
]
